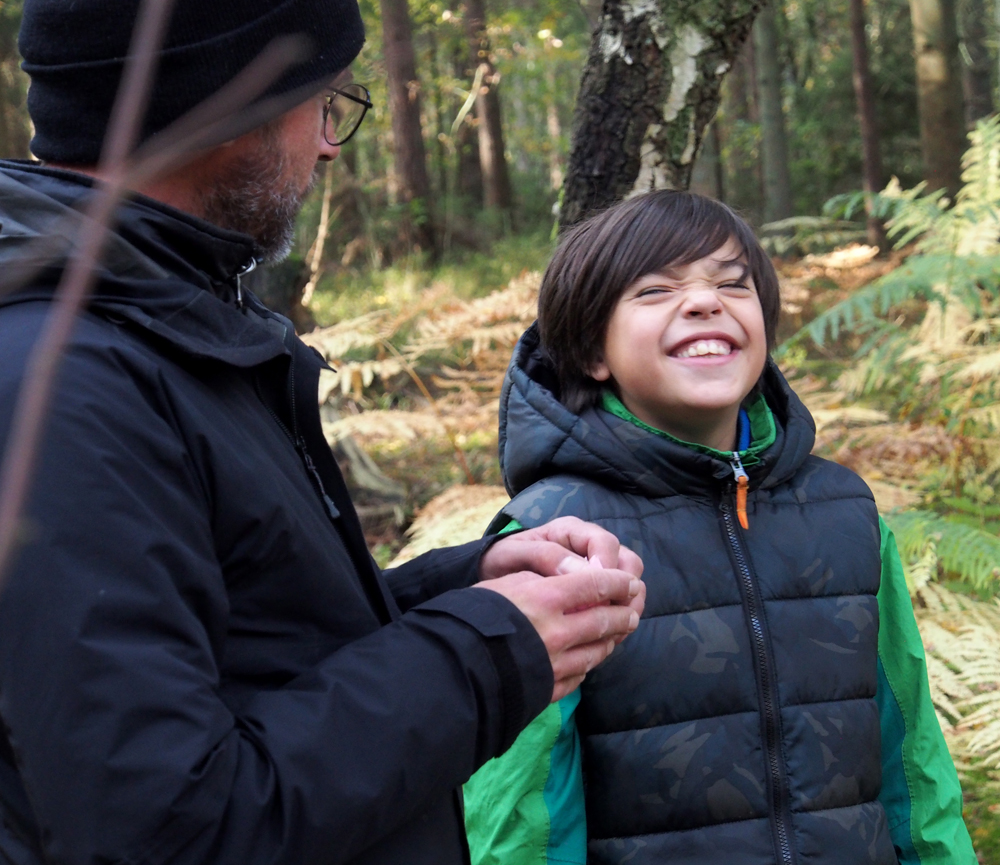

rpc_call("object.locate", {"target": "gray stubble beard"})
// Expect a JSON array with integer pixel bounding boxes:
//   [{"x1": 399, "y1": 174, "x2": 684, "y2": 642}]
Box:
[{"x1": 198, "y1": 122, "x2": 319, "y2": 265}]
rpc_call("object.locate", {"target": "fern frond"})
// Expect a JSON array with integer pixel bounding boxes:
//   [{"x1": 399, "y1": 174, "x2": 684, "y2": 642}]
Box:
[
  {"x1": 387, "y1": 485, "x2": 511, "y2": 566},
  {"x1": 885, "y1": 510, "x2": 1000, "y2": 591},
  {"x1": 958, "y1": 349, "x2": 1000, "y2": 381},
  {"x1": 915, "y1": 585, "x2": 1000, "y2": 766},
  {"x1": 323, "y1": 410, "x2": 447, "y2": 444}
]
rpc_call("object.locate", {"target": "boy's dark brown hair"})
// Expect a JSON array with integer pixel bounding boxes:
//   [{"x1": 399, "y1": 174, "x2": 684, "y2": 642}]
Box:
[{"x1": 538, "y1": 190, "x2": 781, "y2": 413}]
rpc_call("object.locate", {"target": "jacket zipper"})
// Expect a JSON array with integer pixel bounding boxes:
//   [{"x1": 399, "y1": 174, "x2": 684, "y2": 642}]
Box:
[
  {"x1": 234, "y1": 258, "x2": 257, "y2": 310},
  {"x1": 252, "y1": 323, "x2": 341, "y2": 522},
  {"x1": 721, "y1": 491, "x2": 795, "y2": 865}
]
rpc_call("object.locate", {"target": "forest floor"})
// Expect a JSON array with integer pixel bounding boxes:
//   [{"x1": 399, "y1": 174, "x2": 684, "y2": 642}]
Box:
[{"x1": 309, "y1": 236, "x2": 1000, "y2": 860}]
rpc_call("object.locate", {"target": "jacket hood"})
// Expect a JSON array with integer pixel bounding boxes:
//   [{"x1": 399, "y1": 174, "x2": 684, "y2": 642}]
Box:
[
  {"x1": 0, "y1": 161, "x2": 289, "y2": 368},
  {"x1": 497, "y1": 322, "x2": 816, "y2": 499}
]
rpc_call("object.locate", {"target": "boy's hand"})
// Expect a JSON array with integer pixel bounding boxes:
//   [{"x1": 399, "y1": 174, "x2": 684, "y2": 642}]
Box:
[
  {"x1": 475, "y1": 567, "x2": 644, "y2": 701},
  {"x1": 478, "y1": 516, "x2": 644, "y2": 582}
]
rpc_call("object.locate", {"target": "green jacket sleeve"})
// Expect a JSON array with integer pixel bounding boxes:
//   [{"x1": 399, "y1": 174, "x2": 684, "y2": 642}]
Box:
[
  {"x1": 464, "y1": 691, "x2": 586, "y2": 865},
  {"x1": 465, "y1": 517, "x2": 587, "y2": 865},
  {"x1": 876, "y1": 516, "x2": 977, "y2": 864}
]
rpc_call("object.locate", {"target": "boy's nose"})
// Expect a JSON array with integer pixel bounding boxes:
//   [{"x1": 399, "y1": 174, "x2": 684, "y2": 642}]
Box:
[{"x1": 680, "y1": 286, "x2": 724, "y2": 317}]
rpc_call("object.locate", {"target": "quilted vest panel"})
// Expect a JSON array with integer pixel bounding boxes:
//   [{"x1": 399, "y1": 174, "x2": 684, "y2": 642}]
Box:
[{"x1": 501, "y1": 455, "x2": 895, "y2": 865}]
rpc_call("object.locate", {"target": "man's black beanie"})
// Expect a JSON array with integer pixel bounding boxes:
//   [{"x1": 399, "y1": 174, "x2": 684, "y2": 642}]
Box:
[{"x1": 19, "y1": 0, "x2": 366, "y2": 165}]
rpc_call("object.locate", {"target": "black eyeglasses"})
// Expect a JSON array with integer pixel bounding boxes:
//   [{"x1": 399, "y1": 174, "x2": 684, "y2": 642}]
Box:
[{"x1": 323, "y1": 83, "x2": 372, "y2": 146}]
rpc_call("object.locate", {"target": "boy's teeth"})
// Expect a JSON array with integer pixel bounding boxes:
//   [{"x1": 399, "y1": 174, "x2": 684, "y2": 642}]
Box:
[{"x1": 676, "y1": 339, "x2": 732, "y2": 358}]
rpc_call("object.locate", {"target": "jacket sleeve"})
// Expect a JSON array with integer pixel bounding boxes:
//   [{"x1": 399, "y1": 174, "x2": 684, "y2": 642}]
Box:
[
  {"x1": 383, "y1": 537, "x2": 502, "y2": 613},
  {"x1": 464, "y1": 517, "x2": 587, "y2": 865},
  {"x1": 0, "y1": 327, "x2": 553, "y2": 865},
  {"x1": 875, "y1": 517, "x2": 977, "y2": 865},
  {"x1": 465, "y1": 690, "x2": 586, "y2": 865}
]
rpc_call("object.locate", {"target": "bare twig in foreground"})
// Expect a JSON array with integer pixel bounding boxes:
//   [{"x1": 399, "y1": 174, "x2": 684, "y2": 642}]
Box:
[
  {"x1": 0, "y1": 0, "x2": 178, "y2": 581},
  {"x1": 0, "y1": 9, "x2": 317, "y2": 587},
  {"x1": 0, "y1": 35, "x2": 310, "y2": 307}
]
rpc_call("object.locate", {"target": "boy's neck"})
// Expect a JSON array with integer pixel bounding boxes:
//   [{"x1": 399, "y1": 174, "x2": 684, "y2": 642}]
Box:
[{"x1": 628, "y1": 402, "x2": 741, "y2": 452}]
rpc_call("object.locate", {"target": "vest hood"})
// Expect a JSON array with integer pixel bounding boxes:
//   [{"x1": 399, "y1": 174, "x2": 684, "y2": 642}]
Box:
[
  {"x1": 0, "y1": 161, "x2": 288, "y2": 368},
  {"x1": 498, "y1": 322, "x2": 816, "y2": 499}
]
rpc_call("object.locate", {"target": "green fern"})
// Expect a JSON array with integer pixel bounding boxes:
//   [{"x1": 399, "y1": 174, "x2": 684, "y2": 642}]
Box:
[
  {"x1": 794, "y1": 254, "x2": 1000, "y2": 347},
  {"x1": 885, "y1": 511, "x2": 1000, "y2": 592}
]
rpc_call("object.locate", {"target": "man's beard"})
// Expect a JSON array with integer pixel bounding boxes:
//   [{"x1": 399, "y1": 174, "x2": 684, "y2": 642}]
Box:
[{"x1": 198, "y1": 123, "x2": 319, "y2": 264}]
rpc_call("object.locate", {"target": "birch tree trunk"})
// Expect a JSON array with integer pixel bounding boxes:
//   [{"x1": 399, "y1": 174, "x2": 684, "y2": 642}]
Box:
[
  {"x1": 560, "y1": 0, "x2": 764, "y2": 228},
  {"x1": 380, "y1": 0, "x2": 437, "y2": 256},
  {"x1": 909, "y1": 0, "x2": 967, "y2": 198},
  {"x1": 753, "y1": 2, "x2": 793, "y2": 223}
]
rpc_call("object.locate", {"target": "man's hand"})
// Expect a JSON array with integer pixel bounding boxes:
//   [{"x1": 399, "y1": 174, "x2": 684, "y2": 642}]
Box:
[
  {"x1": 475, "y1": 565, "x2": 645, "y2": 702},
  {"x1": 479, "y1": 516, "x2": 644, "y2": 582}
]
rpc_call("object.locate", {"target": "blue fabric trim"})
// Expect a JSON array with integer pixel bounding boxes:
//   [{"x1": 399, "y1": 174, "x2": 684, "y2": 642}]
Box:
[
  {"x1": 542, "y1": 690, "x2": 587, "y2": 864},
  {"x1": 877, "y1": 657, "x2": 919, "y2": 864},
  {"x1": 737, "y1": 408, "x2": 751, "y2": 452}
]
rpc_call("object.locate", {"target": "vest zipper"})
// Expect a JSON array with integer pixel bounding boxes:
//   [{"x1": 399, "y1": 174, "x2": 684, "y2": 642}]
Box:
[
  {"x1": 730, "y1": 452, "x2": 750, "y2": 530},
  {"x1": 721, "y1": 499, "x2": 795, "y2": 865}
]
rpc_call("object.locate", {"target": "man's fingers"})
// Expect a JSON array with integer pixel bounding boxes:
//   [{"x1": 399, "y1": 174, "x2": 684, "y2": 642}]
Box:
[
  {"x1": 617, "y1": 545, "x2": 644, "y2": 578},
  {"x1": 558, "y1": 602, "x2": 639, "y2": 650},
  {"x1": 546, "y1": 568, "x2": 639, "y2": 613},
  {"x1": 552, "y1": 674, "x2": 586, "y2": 702},
  {"x1": 551, "y1": 637, "x2": 618, "y2": 683}
]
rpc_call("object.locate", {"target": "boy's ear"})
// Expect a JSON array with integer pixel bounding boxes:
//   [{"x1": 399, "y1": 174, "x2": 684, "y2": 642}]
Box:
[{"x1": 588, "y1": 356, "x2": 612, "y2": 382}]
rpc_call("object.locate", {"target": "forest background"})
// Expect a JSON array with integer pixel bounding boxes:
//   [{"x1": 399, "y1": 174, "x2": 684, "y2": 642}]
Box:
[{"x1": 3, "y1": 0, "x2": 1000, "y2": 857}]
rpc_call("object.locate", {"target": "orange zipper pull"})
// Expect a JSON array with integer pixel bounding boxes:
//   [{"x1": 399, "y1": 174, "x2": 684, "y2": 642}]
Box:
[
  {"x1": 730, "y1": 454, "x2": 750, "y2": 530},
  {"x1": 736, "y1": 474, "x2": 749, "y2": 530}
]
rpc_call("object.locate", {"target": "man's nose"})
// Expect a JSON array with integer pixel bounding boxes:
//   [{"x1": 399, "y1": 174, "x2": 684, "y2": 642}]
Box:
[{"x1": 318, "y1": 140, "x2": 341, "y2": 162}]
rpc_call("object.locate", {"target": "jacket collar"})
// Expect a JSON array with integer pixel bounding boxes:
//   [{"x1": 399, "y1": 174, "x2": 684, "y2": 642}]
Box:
[
  {"x1": 498, "y1": 322, "x2": 816, "y2": 500},
  {"x1": 0, "y1": 161, "x2": 289, "y2": 368}
]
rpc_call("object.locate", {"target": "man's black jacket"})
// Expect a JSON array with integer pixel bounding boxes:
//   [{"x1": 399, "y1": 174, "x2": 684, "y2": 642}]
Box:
[{"x1": 0, "y1": 162, "x2": 551, "y2": 865}]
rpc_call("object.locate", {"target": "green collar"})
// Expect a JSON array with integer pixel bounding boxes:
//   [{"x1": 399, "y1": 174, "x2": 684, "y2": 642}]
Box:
[{"x1": 600, "y1": 391, "x2": 776, "y2": 465}]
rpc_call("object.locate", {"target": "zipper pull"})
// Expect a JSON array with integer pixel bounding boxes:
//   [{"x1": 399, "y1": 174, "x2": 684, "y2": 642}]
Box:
[
  {"x1": 235, "y1": 258, "x2": 258, "y2": 310},
  {"x1": 730, "y1": 452, "x2": 750, "y2": 530}
]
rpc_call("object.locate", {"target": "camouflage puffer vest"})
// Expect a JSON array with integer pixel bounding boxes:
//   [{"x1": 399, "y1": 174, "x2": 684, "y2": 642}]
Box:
[{"x1": 493, "y1": 325, "x2": 895, "y2": 865}]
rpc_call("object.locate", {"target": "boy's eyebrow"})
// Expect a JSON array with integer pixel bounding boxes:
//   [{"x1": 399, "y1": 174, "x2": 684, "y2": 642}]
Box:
[{"x1": 656, "y1": 258, "x2": 751, "y2": 281}]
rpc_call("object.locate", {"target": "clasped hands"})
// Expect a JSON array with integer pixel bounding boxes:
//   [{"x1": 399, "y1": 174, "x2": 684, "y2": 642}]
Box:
[{"x1": 476, "y1": 517, "x2": 646, "y2": 701}]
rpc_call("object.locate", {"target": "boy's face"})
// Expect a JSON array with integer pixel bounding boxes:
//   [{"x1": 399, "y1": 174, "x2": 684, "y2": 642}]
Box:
[{"x1": 589, "y1": 239, "x2": 768, "y2": 451}]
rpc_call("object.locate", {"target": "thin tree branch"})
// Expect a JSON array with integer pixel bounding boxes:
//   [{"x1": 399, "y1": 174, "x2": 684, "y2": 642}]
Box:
[
  {"x1": 0, "y1": 15, "x2": 318, "y2": 586},
  {"x1": 0, "y1": 36, "x2": 310, "y2": 306},
  {"x1": 0, "y1": 0, "x2": 177, "y2": 583},
  {"x1": 302, "y1": 161, "x2": 337, "y2": 307}
]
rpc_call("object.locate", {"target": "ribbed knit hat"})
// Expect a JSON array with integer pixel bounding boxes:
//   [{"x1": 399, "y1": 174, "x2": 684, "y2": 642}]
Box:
[{"x1": 20, "y1": 0, "x2": 366, "y2": 165}]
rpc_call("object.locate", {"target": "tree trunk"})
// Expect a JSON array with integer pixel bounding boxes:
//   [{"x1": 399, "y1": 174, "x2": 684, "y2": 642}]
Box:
[
  {"x1": 0, "y1": 3, "x2": 31, "y2": 160},
  {"x1": 560, "y1": 0, "x2": 764, "y2": 229},
  {"x1": 546, "y1": 65, "x2": 565, "y2": 191},
  {"x1": 463, "y1": 0, "x2": 513, "y2": 212},
  {"x1": 689, "y1": 121, "x2": 724, "y2": 199},
  {"x1": 753, "y1": 2, "x2": 793, "y2": 224},
  {"x1": 450, "y1": 45, "x2": 484, "y2": 208},
  {"x1": 380, "y1": 0, "x2": 437, "y2": 256},
  {"x1": 959, "y1": 0, "x2": 993, "y2": 125},
  {"x1": 909, "y1": 0, "x2": 967, "y2": 198},
  {"x1": 849, "y1": 0, "x2": 887, "y2": 248},
  {"x1": 718, "y1": 39, "x2": 763, "y2": 222}
]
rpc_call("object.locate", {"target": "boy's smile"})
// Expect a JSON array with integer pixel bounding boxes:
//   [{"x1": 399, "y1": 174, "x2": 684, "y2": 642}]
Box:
[{"x1": 589, "y1": 239, "x2": 768, "y2": 452}]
